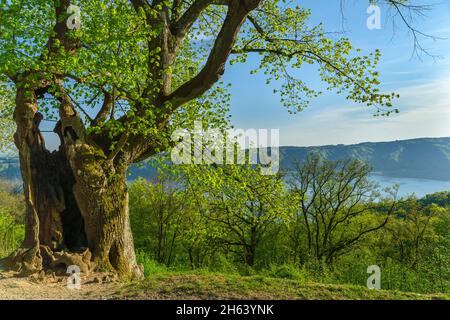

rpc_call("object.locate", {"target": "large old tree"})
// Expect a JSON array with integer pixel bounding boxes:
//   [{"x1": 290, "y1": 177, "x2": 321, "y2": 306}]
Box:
[{"x1": 0, "y1": 0, "x2": 424, "y2": 278}]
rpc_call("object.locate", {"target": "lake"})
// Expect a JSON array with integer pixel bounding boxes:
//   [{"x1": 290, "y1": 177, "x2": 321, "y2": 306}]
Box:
[{"x1": 370, "y1": 175, "x2": 450, "y2": 198}]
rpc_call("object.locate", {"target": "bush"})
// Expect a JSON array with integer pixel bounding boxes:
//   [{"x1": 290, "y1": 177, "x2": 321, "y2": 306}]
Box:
[
  {"x1": 0, "y1": 180, "x2": 24, "y2": 258},
  {"x1": 136, "y1": 250, "x2": 171, "y2": 277},
  {"x1": 266, "y1": 264, "x2": 306, "y2": 281},
  {"x1": 0, "y1": 213, "x2": 24, "y2": 257}
]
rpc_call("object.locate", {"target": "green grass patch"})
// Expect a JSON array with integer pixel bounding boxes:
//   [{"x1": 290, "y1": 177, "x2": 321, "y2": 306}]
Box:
[{"x1": 118, "y1": 272, "x2": 449, "y2": 300}]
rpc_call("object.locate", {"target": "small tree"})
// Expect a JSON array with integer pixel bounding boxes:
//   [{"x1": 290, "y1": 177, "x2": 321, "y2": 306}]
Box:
[
  {"x1": 129, "y1": 176, "x2": 187, "y2": 266},
  {"x1": 288, "y1": 154, "x2": 397, "y2": 266},
  {"x1": 376, "y1": 199, "x2": 447, "y2": 270},
  {"x1": 129, "y1": 172, "x2": 222, "y2": 269},
  {"x1": 368, "y1": 199, "x2": 450, "y2": 292},
  {"x1": 185, "y1": 164, "x2": 286, "y2": 267}
]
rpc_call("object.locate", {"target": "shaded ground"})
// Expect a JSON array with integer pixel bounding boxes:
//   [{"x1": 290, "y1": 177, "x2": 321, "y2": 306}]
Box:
[{"x1": 0, "y1": 271, "x2": 447, "y2": 300}]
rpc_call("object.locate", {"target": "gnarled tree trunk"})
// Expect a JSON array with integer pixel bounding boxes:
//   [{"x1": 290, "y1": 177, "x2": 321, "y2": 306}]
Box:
[{"x1": 2, "y1": 83, "x2": 143, "y2": 280}]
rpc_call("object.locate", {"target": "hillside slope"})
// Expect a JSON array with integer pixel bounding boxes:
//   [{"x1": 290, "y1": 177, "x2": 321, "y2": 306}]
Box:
[{"x1": 279, "y1": 137, "x2": 450, "y2": 180}]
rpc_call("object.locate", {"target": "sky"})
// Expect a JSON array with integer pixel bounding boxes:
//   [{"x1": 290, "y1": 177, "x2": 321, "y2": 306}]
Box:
[{"x1": 222, "y1": 0, "x2": 450, "y2": 147}]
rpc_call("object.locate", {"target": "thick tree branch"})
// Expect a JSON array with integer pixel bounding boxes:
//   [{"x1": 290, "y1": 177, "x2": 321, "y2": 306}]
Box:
[
  {"x1": 161, "y1": 0, "x2": 261, "y2": 109},
  {"x1": 92, "y1": 92, "x2": 113, "y2": 126}
]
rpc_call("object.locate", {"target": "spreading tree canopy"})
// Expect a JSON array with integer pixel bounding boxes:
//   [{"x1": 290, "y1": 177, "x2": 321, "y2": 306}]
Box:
[{"x1": 0, "y1": 0, "x2": 430, "y2": 278}]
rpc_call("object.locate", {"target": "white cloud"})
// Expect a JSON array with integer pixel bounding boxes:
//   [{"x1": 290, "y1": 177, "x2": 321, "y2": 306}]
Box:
[{"x1": 280, "y1": 76, "x2": 450, "y2": 146}]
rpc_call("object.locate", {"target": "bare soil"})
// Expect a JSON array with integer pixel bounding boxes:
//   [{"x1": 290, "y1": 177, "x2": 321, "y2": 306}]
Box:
[{"x1": 0, "y1": 271, "x2": 122, "y2": 300}]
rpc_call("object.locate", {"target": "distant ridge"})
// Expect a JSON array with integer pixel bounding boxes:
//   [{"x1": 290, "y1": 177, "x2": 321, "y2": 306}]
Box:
[
  {"x1": 1, "y1": 137, "x2": 450, "y2": 181},
  {"x1": 279, "y1": 137, "x2": 450, "y2": 180}
]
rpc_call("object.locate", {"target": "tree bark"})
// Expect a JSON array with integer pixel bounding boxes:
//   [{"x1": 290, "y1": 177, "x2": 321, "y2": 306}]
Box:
[
  {"x1": 70, "y1": 157, "x2": 142, "y2": 279},
  {"x1": 244, "y1": 226, "x2": 258, "y2": 267},
  {"x1": 2, "y1": 84, "x2": 143, "y2": 280}
]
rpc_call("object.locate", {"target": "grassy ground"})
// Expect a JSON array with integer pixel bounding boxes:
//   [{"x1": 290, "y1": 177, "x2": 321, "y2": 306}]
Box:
[
  {"x1": 0, "y1": 269, "x2": 447, "y2": 300},
  {"x1": 116, "y1": 273, "x2": 449, "y2": 300}
]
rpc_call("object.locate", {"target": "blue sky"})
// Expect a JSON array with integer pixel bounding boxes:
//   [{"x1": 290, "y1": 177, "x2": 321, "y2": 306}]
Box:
[{"x1": 222, "y1": 0, "x2": 450, "y2": 147}]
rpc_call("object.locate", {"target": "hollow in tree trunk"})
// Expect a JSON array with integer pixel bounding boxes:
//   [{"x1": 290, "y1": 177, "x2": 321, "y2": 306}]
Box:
[{"x1": 1, "y1": 84, "x2": 143, "y2": 280}]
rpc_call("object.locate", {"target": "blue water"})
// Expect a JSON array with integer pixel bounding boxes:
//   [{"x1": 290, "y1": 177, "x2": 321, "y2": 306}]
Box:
[{"x1": 370, "y1": 175, "x2": 450, "y2": 198}]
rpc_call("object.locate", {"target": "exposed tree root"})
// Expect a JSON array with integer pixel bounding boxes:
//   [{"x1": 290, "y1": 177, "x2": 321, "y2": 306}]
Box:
[
  {"x1": 40, "y1": 245, "x2": 93, "y2": 275},
  {"x1": 1, "y1": 246, "x2": 95, "y2": 277},
  {"x1": 1, "y1": 247, "x2": 42, "y2": 276}
]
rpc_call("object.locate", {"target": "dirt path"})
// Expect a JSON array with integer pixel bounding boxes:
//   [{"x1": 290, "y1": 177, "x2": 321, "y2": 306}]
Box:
[{"x1": 0, "y1": 271, "x2": 123, "y2": 300}]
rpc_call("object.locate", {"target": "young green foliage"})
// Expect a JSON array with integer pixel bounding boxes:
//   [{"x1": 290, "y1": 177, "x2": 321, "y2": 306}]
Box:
[{"x1": 0, "y1": 0, "x2": 403, "y2": 162}]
